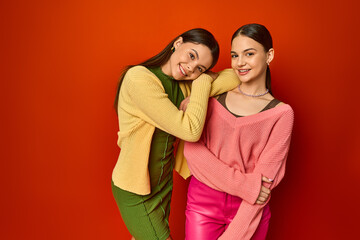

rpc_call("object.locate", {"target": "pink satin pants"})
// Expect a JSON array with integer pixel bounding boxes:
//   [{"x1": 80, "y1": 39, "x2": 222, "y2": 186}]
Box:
[{"x1": 185, "y1": 177, "x2": 271, "y2": 240}]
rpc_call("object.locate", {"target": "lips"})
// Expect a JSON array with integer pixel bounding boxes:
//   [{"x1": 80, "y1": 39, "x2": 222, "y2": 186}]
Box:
[
  {"x1": 179, "y1": 64, "x2": 187, "y2": 76},
  {"x1": 238, "y1": 69, "x2": 250, "y2": 75}
]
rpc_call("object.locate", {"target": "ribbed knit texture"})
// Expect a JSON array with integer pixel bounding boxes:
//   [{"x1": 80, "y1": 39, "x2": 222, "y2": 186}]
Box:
[
  {"x1": 184, "y1": 98, "x2": 294, "y2": 239},
  {"x1": 112, "y1": 66, "x2": 240, "y2": 195}
]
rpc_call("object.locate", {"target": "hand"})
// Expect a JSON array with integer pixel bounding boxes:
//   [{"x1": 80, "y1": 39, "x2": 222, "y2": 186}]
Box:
[
  {"x1": 179, "y1": 96, "x2": 190, "y2": 111},
  {"x1": 255, "y1": 176, "x2": 272, "y2": 205},
  {"x1": 206, "y1": 71, "x2": 219, "y2": 80}
]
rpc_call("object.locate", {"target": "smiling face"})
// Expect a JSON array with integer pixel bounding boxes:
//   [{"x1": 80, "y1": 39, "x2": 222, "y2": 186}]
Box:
[
  {"x1": 161, "y1": 37, "x2": 213, "y2": 81},
  {"x1": 231, "y1": 35, "x2": 274, "y2": 84}
]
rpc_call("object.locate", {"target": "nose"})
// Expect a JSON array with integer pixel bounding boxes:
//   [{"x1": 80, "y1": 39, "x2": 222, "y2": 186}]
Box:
[
  {"x1": 186, "y1": 62, "x2": 196, "y2": 72},
  {"x1": 237, "y1": 56, "x2": 245, "y2": 67}
]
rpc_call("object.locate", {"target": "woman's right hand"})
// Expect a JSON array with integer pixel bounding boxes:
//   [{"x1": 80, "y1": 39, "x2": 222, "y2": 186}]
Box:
[
  {"x1": 193, "y1": 71, "x2": 217, "y2": 84},
  {"x1": 255, "y1": 176, "x2": 272, "y2": 205},
  {"x1": 179, "y1": 96, "x2": 190, "y2": 111},
  {"x1": 206, "y1": 71, "x2": 219, "y2": 80}
]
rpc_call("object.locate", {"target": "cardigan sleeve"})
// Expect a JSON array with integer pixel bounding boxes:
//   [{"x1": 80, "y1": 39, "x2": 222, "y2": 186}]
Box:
[
  {"x1": 218, "y1": 108, "x2": 294, "y2": 240},
  {"x1": 209, "y1": 69, "x2": 240, "y2": 97},
  {"x1": 174, "y1": 68, "x2": 240, "y2": 179},
  {"x1": 124, "y1": 66, "x2": 212, "y2": 142},
  {"x1": 184, "y1": 134, "x2": 262, "y2": 205}
]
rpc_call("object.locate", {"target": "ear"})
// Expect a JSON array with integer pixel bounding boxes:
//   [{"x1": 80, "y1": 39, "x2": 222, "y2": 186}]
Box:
[
  {"x1": 266, "y1": 48, "x2": 274, "y2": 65},
  {"x1": 173, "y1": 37, "x2": 183, "y2": 49}
]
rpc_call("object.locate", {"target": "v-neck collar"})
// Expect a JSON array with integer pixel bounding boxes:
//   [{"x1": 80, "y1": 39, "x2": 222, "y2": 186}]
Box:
[{"x1": 210, "y1": 97, "x2": 290, "y2": 125}]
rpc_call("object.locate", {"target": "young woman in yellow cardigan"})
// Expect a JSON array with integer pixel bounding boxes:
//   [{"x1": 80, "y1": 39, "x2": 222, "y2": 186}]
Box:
[{"x1": 111, "y1": 28, "x2": 240, "y2": 240}]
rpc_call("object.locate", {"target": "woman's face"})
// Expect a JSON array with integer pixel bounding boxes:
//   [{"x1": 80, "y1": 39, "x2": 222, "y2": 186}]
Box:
[
  {"x1": 162, "y1": 37, "x2": 213, "y2": 81},
  {"x1": 230, "y1": 35, "x2": 273, "y2": 83}
]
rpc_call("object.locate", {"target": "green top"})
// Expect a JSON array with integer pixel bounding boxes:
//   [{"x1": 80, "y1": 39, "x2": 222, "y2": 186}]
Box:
[
  {"x1": 147, "y1": 67, "x2": 185, "y2": 189},
  {"x1": 148, "y1": 67, "x2": 185, "y2": 107}
]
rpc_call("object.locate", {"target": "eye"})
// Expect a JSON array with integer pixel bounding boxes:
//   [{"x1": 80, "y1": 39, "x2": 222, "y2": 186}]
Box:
[
  {"x1": 246, "y1": 52, "x2": 254, "y2": 57},
  {"x1": 198, "y1": 67, "x2": 203, "y2": 73},
  {"x1": 189, "y1": 53, "x2": 195, "y2": 60},
  {"x1": 231, "y1": 54, "x2": 238, "y2": 58}
]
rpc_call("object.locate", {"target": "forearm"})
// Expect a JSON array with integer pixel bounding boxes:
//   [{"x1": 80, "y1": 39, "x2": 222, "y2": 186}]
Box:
[
  {"x1": 210, "y1": 69, "x2": 240, "y2": 96},
  {"x1": 184, "y1": 140, "x2": 261, "y2": 204},
  {"x1": 125, "y1": 66, "x2": 213, "y2": 142}
]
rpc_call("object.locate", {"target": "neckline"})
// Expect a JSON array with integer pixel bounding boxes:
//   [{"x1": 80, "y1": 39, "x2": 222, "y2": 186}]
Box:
[
  {"x1": 218, "y1": 92, "x2": 280, "y2": 118},
  {"x1": 210, "y1": 97, "x2": 290, "y2": 123},
  {"x1": 151, "y1": 67, "x2": 174, "y2": 80}
]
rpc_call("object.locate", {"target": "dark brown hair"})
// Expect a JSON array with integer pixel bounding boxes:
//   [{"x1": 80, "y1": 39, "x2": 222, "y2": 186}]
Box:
[{"x1": 114, "y1": 28, "x2": 220, "y2": 112}]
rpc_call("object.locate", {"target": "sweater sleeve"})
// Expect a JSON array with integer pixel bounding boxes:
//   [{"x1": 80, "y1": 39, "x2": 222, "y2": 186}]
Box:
[
  {"x1": 124, "y1": 66, "x2": 212, "y2": 142},
  {"x1": 218, "y1": 108, "x2": 294, "y2": 240},
  {"x1": 209, "y1": 69, "x2": 240, "y2": 97},
  {"x1": 184, "y1": 134, "x2": 262, "y2": 205},
  {"x1": 174, "y1": 69, "x2": 240, "y2": 179}
]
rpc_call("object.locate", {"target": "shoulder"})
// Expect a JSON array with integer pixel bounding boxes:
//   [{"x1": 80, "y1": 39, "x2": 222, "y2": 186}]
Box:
[
  {"x1": 271, "y1": 99, "x2": 293, "y2": 115},
  {"x1": 126, "y1": 65, "x2": 154, "y2": 78},
  {"x1": 124, "y1": 66, "x2": 162, "y2": 87},
  {"x1": 276, "y1": 104, "x2": 294, "y2": 126},
  {"x1": 277, "y1": 102, "x2": 293, "y2": 112}
]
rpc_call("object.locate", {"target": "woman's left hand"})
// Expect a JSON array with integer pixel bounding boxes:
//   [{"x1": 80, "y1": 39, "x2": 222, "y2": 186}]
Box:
[
  {"x1": 255, "y1": 176, "x2": 272, "y2": 204},
  {"x1": 206, "y1": 71, "x2": 219, "y2": 80},
  {"x1": 180, "y1": 96, "x2": 190, "y2": 111}
]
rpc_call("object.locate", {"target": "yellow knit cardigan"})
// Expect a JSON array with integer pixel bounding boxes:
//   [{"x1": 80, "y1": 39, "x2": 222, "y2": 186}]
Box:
[{"x1": 112, "y1": 66, "x2": 239, "y2": 195}]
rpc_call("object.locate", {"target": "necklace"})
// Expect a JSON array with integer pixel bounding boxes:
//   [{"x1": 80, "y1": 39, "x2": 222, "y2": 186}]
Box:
[{"x1": 238, "y1": 85, "x2": 269, "y2": 97}]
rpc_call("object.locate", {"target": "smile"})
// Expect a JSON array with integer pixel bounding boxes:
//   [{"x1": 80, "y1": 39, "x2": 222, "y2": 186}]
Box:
[
  {"x1": 179, "y1": 65, "x2": 187, "y2": 76},
  {"x1": 238, "y1": 69, "x2": 250, "y2": 75}
]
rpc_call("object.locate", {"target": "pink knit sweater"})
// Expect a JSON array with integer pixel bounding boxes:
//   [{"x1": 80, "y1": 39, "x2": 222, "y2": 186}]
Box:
[{"x1": 184, "y1": 97, "x2": 294, "y2": 240}]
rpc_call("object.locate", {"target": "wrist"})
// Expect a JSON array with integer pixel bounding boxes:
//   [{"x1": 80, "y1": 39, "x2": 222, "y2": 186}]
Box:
[{"x1": 195, "y1": 73, "x2": 214, "y2": 83}]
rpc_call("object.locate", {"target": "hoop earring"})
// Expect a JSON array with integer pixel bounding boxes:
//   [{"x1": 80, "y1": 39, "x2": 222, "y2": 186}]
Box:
[{"x1": 171, "y1": 46, "x2": 175, "y2": 52}]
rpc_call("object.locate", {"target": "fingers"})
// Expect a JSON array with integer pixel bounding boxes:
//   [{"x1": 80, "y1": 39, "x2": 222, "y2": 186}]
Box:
[
  {"x1": 260, "y1": 187, "x2": 270, "y2": 197},
  {"x1": 256, "y1": 195, "x2": 268, "y2": 204},
  {"x1": 261, "y1": 185, "x2": 271, "y2": 195},
  {"x1": 259, "y1": 187, "x2": 270, "y2": 201},
  {"x1": 257, "y1": 196, "x2": 267, "y2": 203},
  {"x1": 256, "y1": 197, "x2": 267, "y2": 205},
  {"x1": 256, "y1": 186, "x2": 271, "y2": 205},
  {"x1": 179, "y1": 97, "x2": 190, "y2": 111},
  {"x1": 179, "y1": 102, "x2": 185, "y2": 111},
  {"x1": 206, "y1": 71, "x2": 219, "y2": 80},
  {"x1": 262, "y1": 176, "x2": 274, "y2": 184}
]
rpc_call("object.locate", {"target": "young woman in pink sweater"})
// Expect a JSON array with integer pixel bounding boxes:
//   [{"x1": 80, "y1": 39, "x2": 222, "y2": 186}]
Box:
[{"x1": 183, "y1": 24, "x2": 294, "y2": 240}]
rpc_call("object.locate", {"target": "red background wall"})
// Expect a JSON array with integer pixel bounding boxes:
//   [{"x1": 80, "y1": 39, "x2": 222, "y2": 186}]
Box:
[{"x1": 1, "y1": 0, "x2": 359, "y2": 239}]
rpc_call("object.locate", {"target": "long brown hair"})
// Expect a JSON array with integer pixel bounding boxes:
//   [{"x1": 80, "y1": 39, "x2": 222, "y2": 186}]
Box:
[
  {"x1": 232, "y1": 24, "x2": 273, "y2": 94},
  {"x1": 114, "y1": 28, "x2": 219, "y2": 113}
]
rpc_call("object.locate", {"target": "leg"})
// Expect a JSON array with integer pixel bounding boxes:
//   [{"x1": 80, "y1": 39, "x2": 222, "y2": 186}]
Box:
[
  {"x1": 186, "y1": 209, "x2": 225, "y2": 240},
  {"x1": 112, "y1": 181, "x2": 171, "y2": 240},
  {"x1": 223, "y1": 194, "x2": 271, "y2": 240},
  {"x1": 185, "y1": 177, "x2": 226, "y2": 240}
]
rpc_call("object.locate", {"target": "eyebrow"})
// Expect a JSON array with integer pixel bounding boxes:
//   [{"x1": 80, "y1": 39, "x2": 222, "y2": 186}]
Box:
[
  {"x1": 231, "y1": 48, "x2": 257, "y2": 54},
  {"x1": 192, "y1": 49, "x2": 199, "y2": 59},
  {"x1": 243, "y1": 48, "x2": 257, "y2": 52},
  {"x1": 192, "y1": 48, "x2": 207, "y2": 71}
]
